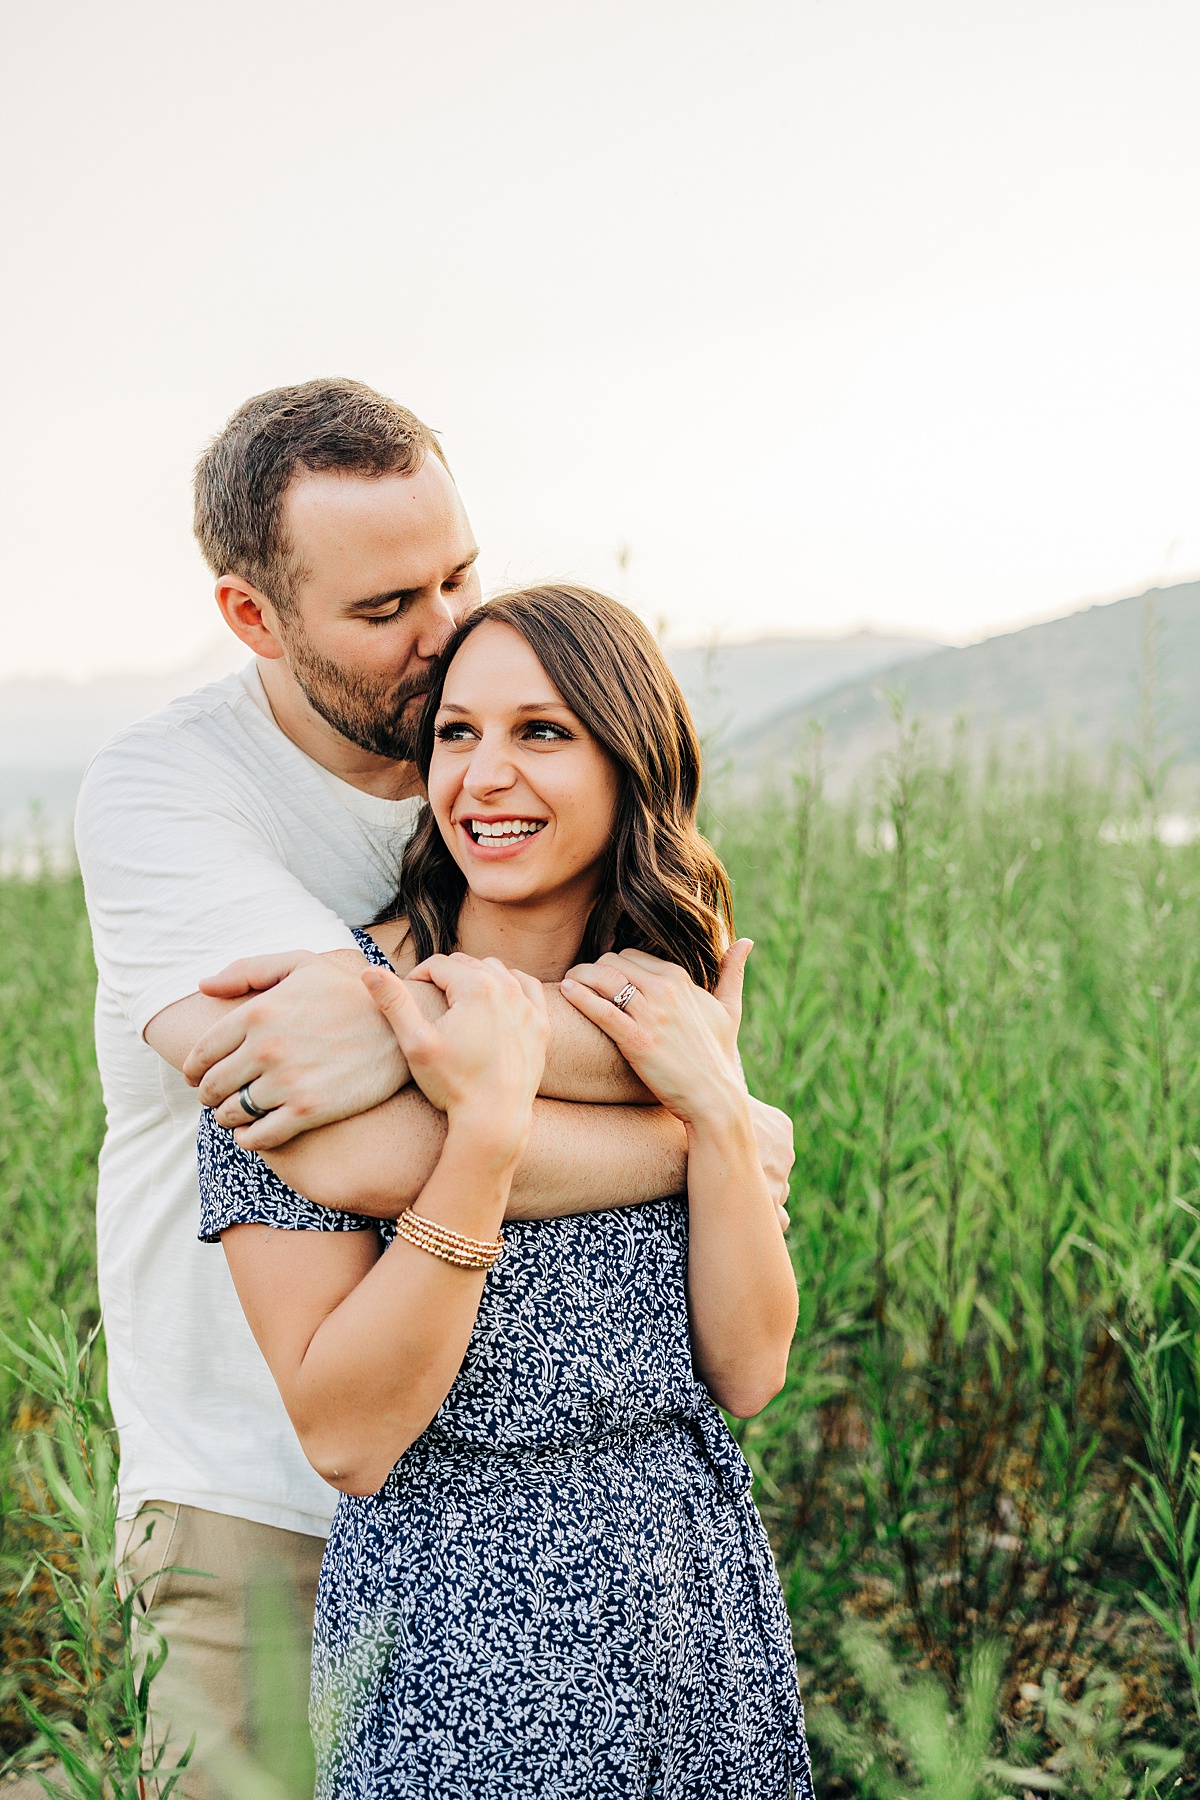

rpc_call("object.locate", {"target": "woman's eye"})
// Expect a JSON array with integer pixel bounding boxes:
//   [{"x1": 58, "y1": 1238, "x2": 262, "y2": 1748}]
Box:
[
  {"x1": 524, "y1": 721, "x2": 572, "y2": 742},
  {"x1": 435, "y1": 722, "x2": 476, "y2": 742}
]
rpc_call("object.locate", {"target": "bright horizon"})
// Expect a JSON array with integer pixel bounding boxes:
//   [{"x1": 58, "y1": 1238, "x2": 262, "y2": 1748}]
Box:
[{"x1": 4, "y1": 0, "x2": 1199, "y2": 683}]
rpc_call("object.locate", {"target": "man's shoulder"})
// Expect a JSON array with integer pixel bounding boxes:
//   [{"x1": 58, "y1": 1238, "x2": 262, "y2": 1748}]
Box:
[
  {"x1": 80, "y1": 667, "x2": 274, "y2": 790},
  {"x1": 74, "y1": 667, "x2": 289, "y2": 846}
]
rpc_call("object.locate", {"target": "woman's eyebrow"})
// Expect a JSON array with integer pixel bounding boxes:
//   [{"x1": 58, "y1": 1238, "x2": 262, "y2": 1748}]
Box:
[{"x1": 437, "y1": 699, "x2": 572, "y2": 715}]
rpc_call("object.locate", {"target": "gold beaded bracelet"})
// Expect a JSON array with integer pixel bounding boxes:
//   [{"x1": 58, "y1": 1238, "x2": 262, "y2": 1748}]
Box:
[{"x1": 393, "y1": 1208, "x2": 504, "y2": 1270}]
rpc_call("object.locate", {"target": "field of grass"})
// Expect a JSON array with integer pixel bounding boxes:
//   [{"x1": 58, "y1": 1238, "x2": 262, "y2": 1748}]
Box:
[{"x1": 7, "y1": 727, "x2": 1200, "y2": 1794}]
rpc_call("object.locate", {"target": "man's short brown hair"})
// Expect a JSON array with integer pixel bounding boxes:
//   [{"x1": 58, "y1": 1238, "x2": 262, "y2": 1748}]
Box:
[{"x1": 193, "y1": 378, "x2": 449, "y2": 612}]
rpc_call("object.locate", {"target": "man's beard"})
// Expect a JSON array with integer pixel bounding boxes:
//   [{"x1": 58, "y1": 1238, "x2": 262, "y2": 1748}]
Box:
[{"x1": 282, "y1": 630, "x2": 431, "y2": 762}]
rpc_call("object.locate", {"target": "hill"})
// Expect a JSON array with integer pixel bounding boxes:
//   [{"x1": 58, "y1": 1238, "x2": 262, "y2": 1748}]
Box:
[
  {"x1": 0, "y1": 630, "x2": 943, "y2": 845},
  {"x1": 729, "y1": 580, "x2": 1200, "y2": 790},
  {"x1": 666, "y1": 631, "x2": 940, "y2": 746}
]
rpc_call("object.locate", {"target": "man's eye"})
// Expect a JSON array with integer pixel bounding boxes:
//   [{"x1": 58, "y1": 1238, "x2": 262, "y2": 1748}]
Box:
[{"x1": 364, "y1": 608, "x2": 404, "y2": 625}]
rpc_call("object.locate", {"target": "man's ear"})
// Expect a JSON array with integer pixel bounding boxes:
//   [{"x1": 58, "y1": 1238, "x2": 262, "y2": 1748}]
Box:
[{"x1": 214, "y1": 573, "x2": 288, "y2": 660}]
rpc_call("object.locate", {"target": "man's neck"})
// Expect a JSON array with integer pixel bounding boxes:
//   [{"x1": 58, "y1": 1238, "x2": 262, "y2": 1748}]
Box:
[{"x1": 255, "y1": 656, "x2": 423, "y2": 801}]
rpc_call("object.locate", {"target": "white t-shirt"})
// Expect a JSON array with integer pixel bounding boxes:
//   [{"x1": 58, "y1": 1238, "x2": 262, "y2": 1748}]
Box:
[{"x1": 75, "y1": 663, "x2": 422, "y2": 1537}]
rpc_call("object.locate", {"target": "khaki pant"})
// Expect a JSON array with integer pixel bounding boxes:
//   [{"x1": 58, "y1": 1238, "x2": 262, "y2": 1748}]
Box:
[{"x1": 117, "y1": 1503, "x2": 326, "y2": 1800}]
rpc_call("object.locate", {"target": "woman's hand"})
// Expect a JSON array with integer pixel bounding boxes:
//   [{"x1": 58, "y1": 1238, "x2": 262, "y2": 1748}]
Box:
[
  {"x1": 363, "y1": 953, "x2": 548, "y2": 1167},
  {"x1": 559, "y1": 942, "x2": 753, "y2": 1131}
]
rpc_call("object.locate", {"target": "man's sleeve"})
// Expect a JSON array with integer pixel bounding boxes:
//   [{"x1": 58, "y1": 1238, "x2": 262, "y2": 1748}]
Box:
[{"x1": 75, "y1": 729, "x2": 359, "y2": 1037}]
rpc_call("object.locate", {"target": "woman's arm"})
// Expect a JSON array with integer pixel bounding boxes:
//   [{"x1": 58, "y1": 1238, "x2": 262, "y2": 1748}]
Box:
[
  {"x1": 221, "y1": 956, "x2": 547, "y2": 1495},
  {"x1": 561, "y1": 944, "x2": 798, "y2": 1419}
]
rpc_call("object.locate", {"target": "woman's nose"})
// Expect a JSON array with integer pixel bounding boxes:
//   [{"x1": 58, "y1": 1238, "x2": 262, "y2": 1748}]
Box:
[{"x1": 462, "y1": 734, "x2": 517, "y2": 796}]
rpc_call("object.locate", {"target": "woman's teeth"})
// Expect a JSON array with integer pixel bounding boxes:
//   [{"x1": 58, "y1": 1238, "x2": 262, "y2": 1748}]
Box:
[{"x1": 468, "y1": 819, "x2": 545, "y2": 845}]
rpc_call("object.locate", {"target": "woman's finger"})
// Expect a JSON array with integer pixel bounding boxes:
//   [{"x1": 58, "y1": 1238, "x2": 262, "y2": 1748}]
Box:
[
  {"x1": 512, "y1": 969, "x2": 550, "y2": 1013},
  {"x1": 714, "y1": 939, "x2": 753, "y2": 1024},
  {"x1": 362, "y1": 967, "x2": 434, "y2": 1059},
  {"x1": 560, "y1": 975, "x2": 641, "y2": 1040},
  {"x1": 565, "y1": 956, "x2": 648, "y2": 1005},
  {"x1": 612, "y1": 947, "x2": 685, "y2": 976}
]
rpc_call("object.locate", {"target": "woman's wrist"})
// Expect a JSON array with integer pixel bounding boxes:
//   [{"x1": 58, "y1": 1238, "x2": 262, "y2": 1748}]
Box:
[
  {"x1": 442, "y1": 1105, "x2": 528, "y2": 1179},
  {"x1": 677, "y1": 1072, "x2": 756, "y2": 1142}
]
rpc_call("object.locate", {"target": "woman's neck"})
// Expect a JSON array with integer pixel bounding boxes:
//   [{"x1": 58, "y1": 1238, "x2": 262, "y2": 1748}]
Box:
[{"x1": 453, "y1": 891, "x2": 592, "y2": 982}]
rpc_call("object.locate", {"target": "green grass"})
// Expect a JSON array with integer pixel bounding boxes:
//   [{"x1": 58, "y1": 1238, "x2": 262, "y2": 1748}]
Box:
[
  {"x1": 716, "y1": 723, "x2": 1200, "y2": 1793},
  {"x1": 7, "y1": 735, "x2": 1200, "y2": 1792},
  {"x1": 0, "y1": 872, "x2": 106, "y2": 1755}
]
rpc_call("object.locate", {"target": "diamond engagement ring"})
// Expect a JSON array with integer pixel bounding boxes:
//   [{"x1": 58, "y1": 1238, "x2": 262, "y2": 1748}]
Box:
[
  {"x1": 237, "y1": 1082, "x2": 273, "y2": 1121},
  {"x1": 611, "y1": 982, "x2": 638, "y2": 1012}
]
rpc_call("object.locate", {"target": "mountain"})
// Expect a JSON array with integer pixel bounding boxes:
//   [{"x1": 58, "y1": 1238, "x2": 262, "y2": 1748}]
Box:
[
  {"x1": 5, "y1": 582, "x2": 1196, "y2": 844},
  {"x1": 0, "y1": 642, "x2": 245, "y2": 845},
  {"x1": 0, "y1": 641, "x2": 245, "y2": 770},
  {"x1": 728, "y1": 580, "x2": 1200, "y2": 790},
  {"x1": 0, "y1": 629, "x2": 945, "y2": 843},
  {"x1": 665, "y1": 631, "x2": 940, "y2": 747}
]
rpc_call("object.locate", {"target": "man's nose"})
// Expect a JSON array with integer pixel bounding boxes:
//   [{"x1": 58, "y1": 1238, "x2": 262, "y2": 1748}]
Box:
[{"x1": 410, "y1": 589, "x2": 461, "y2": 662}]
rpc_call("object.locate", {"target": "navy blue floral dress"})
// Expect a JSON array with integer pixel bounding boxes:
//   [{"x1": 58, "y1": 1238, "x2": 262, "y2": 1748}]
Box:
[{"x1": 198, "y1": 930, "x2": 813, "y2": 1799}]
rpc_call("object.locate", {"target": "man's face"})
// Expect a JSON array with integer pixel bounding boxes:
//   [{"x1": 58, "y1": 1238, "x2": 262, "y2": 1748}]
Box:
[{"x1": 273, "y1": 458, "x2": 481, "y2": 762}]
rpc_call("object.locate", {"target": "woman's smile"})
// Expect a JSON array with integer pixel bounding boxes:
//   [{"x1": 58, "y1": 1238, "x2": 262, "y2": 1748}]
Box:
[{"x1": 458, "y1": 815, "x2": 549, "y2": 858}]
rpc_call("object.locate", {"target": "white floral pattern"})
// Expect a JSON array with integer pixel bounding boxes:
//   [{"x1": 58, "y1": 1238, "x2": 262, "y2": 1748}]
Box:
[{"x1": 198, "y1": 930, "x2": 813, "y2": 1799}]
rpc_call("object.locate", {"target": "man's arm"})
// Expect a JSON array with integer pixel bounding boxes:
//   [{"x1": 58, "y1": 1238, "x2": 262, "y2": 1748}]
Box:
[
  {"x1": 260, "y1": 1087, "x2": 688, "y2": 1222},
  {"x1": 148, "y1": 948, "x2": 652, "y2": 1153}
]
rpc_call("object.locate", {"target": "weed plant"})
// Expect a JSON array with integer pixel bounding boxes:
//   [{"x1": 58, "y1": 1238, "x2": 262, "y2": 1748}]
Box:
[
  {"x1": 715, "y1": 715, "x2": 1200, "y2": 1791},
  {"x1": 0, "y1": 870, "x2": 106, "y2": 1757}
]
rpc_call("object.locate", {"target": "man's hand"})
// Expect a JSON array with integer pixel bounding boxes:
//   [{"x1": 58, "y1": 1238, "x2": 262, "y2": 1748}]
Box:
[
  {"x1": 183, "y1": 950, "x2": 414, "y2": 1151},
  {"x1": 747, "y1": 1096, "x2": 794, "y2": 1230}
]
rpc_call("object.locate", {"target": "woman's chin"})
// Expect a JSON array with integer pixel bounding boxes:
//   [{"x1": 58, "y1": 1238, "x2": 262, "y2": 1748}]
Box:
[{"x1": 461, "y1": 866, "x2": 544, "y2": 905}]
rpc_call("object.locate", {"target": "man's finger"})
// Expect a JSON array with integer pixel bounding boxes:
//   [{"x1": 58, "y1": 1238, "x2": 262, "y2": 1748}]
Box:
[
  {"x1": 228, "y1": 1108, "x2": 310, "y2": 1153},
  {"x1": 183, "y1": 1011, "x2": 251, "y2": 1087},
  {"x1": 198, "y1": 951, "x2": 316, "y2": 999},
  {"x1": 210, "y1": 1073, "x2": 282, "y2": 1127}
]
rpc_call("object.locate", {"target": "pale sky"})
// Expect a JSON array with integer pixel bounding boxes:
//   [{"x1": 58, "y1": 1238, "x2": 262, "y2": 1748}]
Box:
[{"x1": 3, "y1": 0, "x2": 1199, "y2": 681}]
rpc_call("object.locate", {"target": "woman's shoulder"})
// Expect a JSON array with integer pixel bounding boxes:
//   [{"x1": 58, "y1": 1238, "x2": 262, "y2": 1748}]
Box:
[
  {"x1": 196, "y1": 1097, "x2": 386, "y2": 1244},
  {"x1": 355, "y1": 920, "x2": 413, "y2": 974}
]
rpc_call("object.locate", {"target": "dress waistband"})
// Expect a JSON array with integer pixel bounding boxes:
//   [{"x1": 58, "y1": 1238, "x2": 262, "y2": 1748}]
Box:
[{"x1": 399, "y1": 1409, "x2": 753, "y2": 1501}]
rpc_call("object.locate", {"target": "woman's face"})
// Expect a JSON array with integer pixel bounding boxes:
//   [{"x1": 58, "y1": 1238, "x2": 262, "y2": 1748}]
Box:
[{"x1": 427, "y1": 620, "x2": 621, "y2": 912}]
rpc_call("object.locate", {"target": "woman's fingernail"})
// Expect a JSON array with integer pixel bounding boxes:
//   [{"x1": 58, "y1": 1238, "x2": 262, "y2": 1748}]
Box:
[{"x1": 560, "y1": 978, "x2": 577, "y2": 990}]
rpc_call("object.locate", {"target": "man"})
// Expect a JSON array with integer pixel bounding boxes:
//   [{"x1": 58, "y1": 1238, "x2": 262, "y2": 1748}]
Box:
[{"x1": 75, "y1": 378, "x2": 793, "y2": 1795}]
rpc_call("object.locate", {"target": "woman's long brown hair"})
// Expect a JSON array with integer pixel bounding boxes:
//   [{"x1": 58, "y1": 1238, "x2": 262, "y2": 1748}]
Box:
[{"x1": 383, "y1": 585, "x2": 734, "y2": 992}]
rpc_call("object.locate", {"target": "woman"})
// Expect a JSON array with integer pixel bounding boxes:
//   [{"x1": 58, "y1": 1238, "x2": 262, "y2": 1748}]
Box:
[{"x1": 198, "y1": 587, "x2": 814, "y2": 1799}]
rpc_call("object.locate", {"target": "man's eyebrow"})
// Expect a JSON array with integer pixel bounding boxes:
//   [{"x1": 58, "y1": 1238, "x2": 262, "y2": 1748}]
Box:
[{"x1": 345, "y1": 548, "x2": 480, "y2": 614}]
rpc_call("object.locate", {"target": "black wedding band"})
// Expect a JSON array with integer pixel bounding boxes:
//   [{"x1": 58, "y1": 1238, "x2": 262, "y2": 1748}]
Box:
[
  {"x1": 611, "y1": 982, "x2": 638, "y2": 1012},
  {"x1": 237, "y1": 1082, "x2": 272, "y2": 1121}
]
